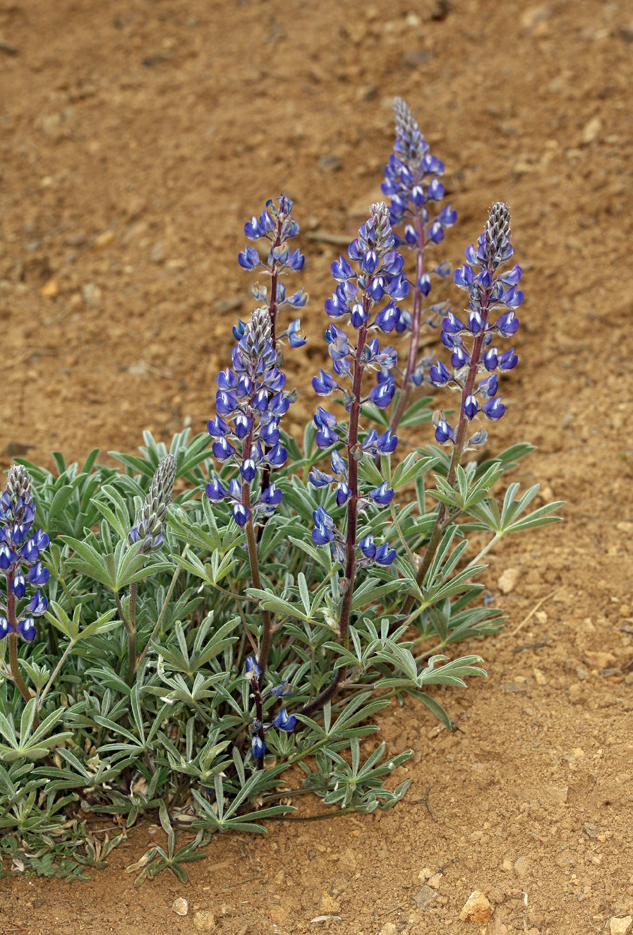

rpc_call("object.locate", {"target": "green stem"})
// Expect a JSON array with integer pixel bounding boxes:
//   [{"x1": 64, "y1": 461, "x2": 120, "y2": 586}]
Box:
[
  {"x1": 136, "y1": 549, "x2": 187, "y2": 671},
  {"x1": 390, "y1": 204, "x2": 425, "y2": 433},
  {"x1": 8, "y1": 634, "x2": 32, "y2": 707},
  {"x1": 37, "y1": 638, "x2": 76, "y2": 715},
  {"x1": 389, "y1": 501, "x2": 418, "y2": 570},
  {"x1": 114, "y1": 590, "x2": 137, "y2": 688}
]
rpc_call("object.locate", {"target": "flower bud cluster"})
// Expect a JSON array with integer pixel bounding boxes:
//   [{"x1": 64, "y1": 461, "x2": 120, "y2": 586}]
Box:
[
  {"x1": 236, "y1": 194, "x2": 307, "y2": 349},
  {"x1": 429, "y1": 203, "x2": 524, "y2": 447},
  {"x1": 0, "y1": 465, "x2": 49, "y2": 643},
  {"x1": 382, "y1": 98, "x2": 456, "y2": 292},
  {"x1": 206, "y1": 307, "x2": 289, "y2": 527},
  {"x1": 129, "y1": 455, "x2": 176, "y2": 554}
]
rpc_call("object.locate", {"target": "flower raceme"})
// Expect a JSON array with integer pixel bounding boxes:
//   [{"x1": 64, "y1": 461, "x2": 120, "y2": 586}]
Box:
[
  {"x1": 380, "y1": 97, "x2": 458, "y2": 401},
  {"x1": 308, "y1": 203, "x2": 404, "y2": 570},
  {"x1": 236, "y1": 194, "x2": 307, "y2": 350},
  {"x1": 0, "y1": 465, "x2": 49, "y2": 643},
  {"x1": 129, "y1": 455, "x2": 176, "y2": 554},
  {"x1": 429, "y1": 202, "x2": 524, "y2": 450},
  {"x1": 206, "y1": 307, "x2": 290, "y2": 527}
]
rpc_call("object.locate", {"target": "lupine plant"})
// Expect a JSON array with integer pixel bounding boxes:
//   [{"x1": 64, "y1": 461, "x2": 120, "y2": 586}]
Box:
[{"x1": 0, "y1": 100, "x2": 562, "y2": 883}]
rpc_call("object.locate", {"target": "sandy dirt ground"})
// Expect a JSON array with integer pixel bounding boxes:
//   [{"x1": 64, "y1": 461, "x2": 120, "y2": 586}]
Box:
[{"x1": 1, "y1": 0, "x2": 633, "y2": 932}]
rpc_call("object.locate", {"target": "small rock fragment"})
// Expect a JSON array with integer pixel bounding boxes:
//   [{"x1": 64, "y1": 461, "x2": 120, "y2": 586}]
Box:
[
  {"x1": 418, "y1": 867, "x2": 434, "y2": 881},
  {"x1": 501, "y1": 858, "x2": 514, "y2": 872},
  {"x1": 426, "y1": 873, "x2": 443, "y2": 889},
  {"x1": 610, "y1": 917, "x2": 632, "y2": 935},
  {"x1": 459, "y1": 890, "x2": 491, "y2": 923},
  {"x1": 193, "y1": 909, "x2": 216, "y2": 931},
  {"x1": 583, "y1": 650, "x2": 617, "y2": 670},
  {"x1": 150, "y1": 241, "x2": 165, "y2": 263},
  {"x1": 514, "y1": 856, "x2": 529, "y2": 878},
  {"x1": 319, "y1": 892, "x2": 340, "y2": 913},
  {"x1": 539, "y1": 784, "x2": 568, "y2": 805},
  {"x1": 317, "y1": 154, "x2": 342, "y2": 172},
  {"x1": 533, "y1": 668, "x2": 547, "y2": 686},
  {"x1": 487, "y1": 919, "x2": 509, "y2": 935},
  {"x1": 82, "y1": 283, "x2": 102, "y2": 307},
  {"x1": 582, "y1": 116, "x2": 602, "y2": 145},
  {"x1": 40, "y1": 279, "x2": 58, "y2": 298},
  {"x1": 411, "y1": 885, "x2": 437, "y2": 911},
  {"x1": 379, "y1": 924, "x2": 397, "y2": 935},
  {"x1": 497, "y1": 567, "x2": 519, "y2": 594},
  {"x1": 172, "y1": 897, "x2": 188, "y2": 916},
  {"x1": 94, "y1": 230, "x2": 116, "y2": 249}
]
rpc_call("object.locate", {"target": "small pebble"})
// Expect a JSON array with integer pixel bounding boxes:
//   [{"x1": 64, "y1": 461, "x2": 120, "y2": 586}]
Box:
[
  {"x1": 193, "y1": 909, "x2": 216, "y2": 931},
  {"x1": 459, "y1": 889, "x2": 491, "y2": 923},
  {"x1": 497, "y1": 567, "x2": 519, "y2": 594},
  {"x1": 172, "y1": 897, "x2": 188, "y2": 916},
  {"x1": 610, "y1": 917, "x2": 632, "y2": 935}
]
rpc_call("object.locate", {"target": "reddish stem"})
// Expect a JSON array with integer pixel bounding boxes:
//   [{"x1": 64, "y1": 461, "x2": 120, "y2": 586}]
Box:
[
  {"x1": 7, "y1": 569, "x2": 37, "y2": 721},
  {"x1": 390, "y1": 205, "x2": 425, "y2": 432}
]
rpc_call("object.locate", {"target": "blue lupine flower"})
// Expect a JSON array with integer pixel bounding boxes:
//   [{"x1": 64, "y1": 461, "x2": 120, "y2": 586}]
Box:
[
  {"x1": 16, "y1": 617, "x2": 35, "y2": 641},
  {"x1": 359, "y1": 534, "x2": 376, "y2": 560},
  {"x1": 375, "y1": 542, "x2": 397, "y2": 566},
  {"x1": 286, "y1": 318, "x2": 306, "y2": 348},
  {"x1": 482, "y1": 397, "x2": 505, "y2": 420},
  {"x1": 28, "y1": 590, "x2": 47, "y2": 616},
  {"x1": 251, "y1": 736, "x2": 266, "y2": 759},
  {"x1": 482, "y1": 347, "x2": 498, "y2": 371},
  {"x1": 27, "y1": 562, "x2": 49, "y2": 586},
  {"x1": 479, "y1": 374, "x2": 498, "y2": 398},
  {"x1": 312, "y1": 369, "x2": 338, "y2": 396},
  {"x1": 206, "y1": 478, "x2": 228, "y2": 501},
  {"x1": 309, "y1": 469, "x2": 335, "y2": 488},
  {"x1": 369, "y1": 482, "x2": 394, "y2": 506},
  {"x1": 451, "y1": 345, "x2": 470, "y2": 369},
  {"x1": 245, "y1": 656, "x2": 262, "y2": 678},
  {"x1": 369, "y1": 379, "x2": 396, "y2": 409},
  {"x1": 496, "y1": 311, "x2": 519, "y2": 337},
  {"x1": 212, "y1": 437, "x2": 236, "y2": 462},
  {"x1": 463, "y1": 395, "x2": 478, "y2": 420},
  {"x1": 335, "y1": 483, "x2": 351, "y2": 507},
  {"x1": 272, "y1": 708, "x2": 297, "y2": 732},
  {"x1": 0, "y1": 466, "x2": 49, "y2": 643},
  {"x1": 270, "y1": 681, "x2": 293, "y2": 697},
  {"x1": 266, "y1": 443, "x2": 287, "y2": 467},
  {"x1": 331, "y1": 450, "x2": 347, "y2": 475},
  {"x1": 435, "y1": 419, "x2": 454, "y2": 445},
  {"x1": 241, "y1": 460, "x2": 257, "y2": 483},
  {"x1": 312, "y1": 506, "x2": 335, "y2": 546},
  {"x1": 498, "y1": 348, "x2": 518, "y2": 371},
  {"x1": 237, "y1": 245, "x2": 261, "y2": 270},
  {"x1": 20, "y1": 538, "x2": 39, "y2": 564},
  {"x1": 0, "y1": 545, "x2": 17, "y2": 570},
  {"x1": 260, "y1": 484, "x2": 283, "y2": 509},
  {"x1": 232, "y1": 503, "x2": 250, "y2": 527},
  {"x1": 11, "y1": 575, "x2": 26, "y2": 599},
  {"x1": 418, "y1": 273, "x2": 432, "y2": 296},
  {"x1": 429, "y1": 360, "x2": 452, "y2": 386}
]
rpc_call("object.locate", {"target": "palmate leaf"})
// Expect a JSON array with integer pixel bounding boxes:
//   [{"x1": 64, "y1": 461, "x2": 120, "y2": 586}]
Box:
[
  {"x1": 0, "y1": 701, "x2": 72, "y2": 762},
  {"x1": 462, "y1": 483, "x2": 564, "y2": 535}
]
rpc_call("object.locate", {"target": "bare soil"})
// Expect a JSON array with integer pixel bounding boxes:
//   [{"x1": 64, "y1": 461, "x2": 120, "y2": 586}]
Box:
[{"x1": 2, "y1": 0, "x2": 633, "y2": 932}]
